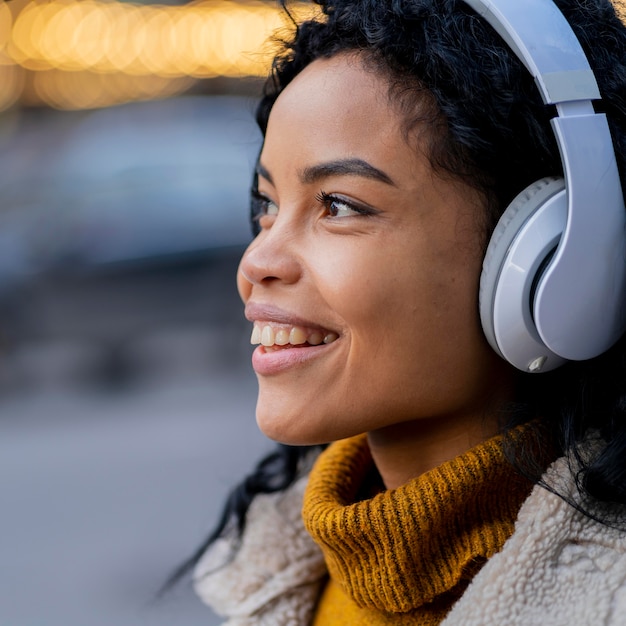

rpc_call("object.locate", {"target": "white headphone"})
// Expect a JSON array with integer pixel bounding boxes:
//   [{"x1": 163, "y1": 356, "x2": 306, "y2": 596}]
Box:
[{"x1": 466, "y1": 0, "x2": 626, "y2": 372}]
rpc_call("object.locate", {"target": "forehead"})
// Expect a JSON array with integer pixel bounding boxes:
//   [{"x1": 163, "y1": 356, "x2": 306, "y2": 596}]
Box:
[
  {"x1": 272, "y1": 53, "x2": 390, "y2": 114},
  {"x1": 262, "y1": 54, "x2": 426, "y2": 182}
]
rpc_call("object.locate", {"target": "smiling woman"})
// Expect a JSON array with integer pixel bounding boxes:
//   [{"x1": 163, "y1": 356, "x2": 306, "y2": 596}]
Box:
[
  {"x1": 169, "y1": 1, "x2": 626, "y2": 624},
  {"x1": 238, "y1": 54, "x2": 508, "y2": 458}
]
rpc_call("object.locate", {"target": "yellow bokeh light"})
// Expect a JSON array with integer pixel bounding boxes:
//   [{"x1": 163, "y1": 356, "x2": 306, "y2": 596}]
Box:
[
  {"x1": 108, "y1": 5, "x2": 147, "y2": 74},
  {"x1": 189, "y1": 8, "x2": 222, "y2": 78},
  {"x1": 9, "y1": 2, "x2": 42, "y2": 66},
  {"x1": 138, "y1": 8, "x2": 173, "y2": 76},
  {"x1": 0, "y1": 2, "x2": 13, "y2": 54},
  {"x1": 70, "y1": 2, "x2": 108, "y2": 68},
  {"x1": 39, "y1": 2, "x2": 84, "y2": 69},
  {"x1": 4, "y1": 0, "x2": 320, "y2": 109},
  {"x1": 163, "y1": 10, "x2": 192, "y2": 75},
  {"x1": 157, "y1": 7, "x2": 190, "y2": 78},
  {"x1": 101, "y1": 2, "x2": 138, "y2": 73},
  {"x1": 119, "y1": 5, "x2": 156, "y2": 76},
  {"x1": 7, "y1": 0, "x2": 316, "y2": 78}
]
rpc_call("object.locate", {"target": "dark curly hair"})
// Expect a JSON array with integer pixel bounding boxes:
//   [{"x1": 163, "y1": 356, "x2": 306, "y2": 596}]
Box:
[{"x1": 164, "y1": 0, "x2": 626, "y2": 590}]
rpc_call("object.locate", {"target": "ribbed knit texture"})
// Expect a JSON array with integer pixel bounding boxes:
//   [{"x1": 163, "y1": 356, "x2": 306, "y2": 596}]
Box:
[{"x1": 304, "y1": 432, "x2": 534, "y2": 624}]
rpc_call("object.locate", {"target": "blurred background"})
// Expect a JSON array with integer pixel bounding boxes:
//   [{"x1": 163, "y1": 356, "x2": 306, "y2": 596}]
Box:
[{"x1": 0, "y1": 1, "x2": 323, "y2": 624}]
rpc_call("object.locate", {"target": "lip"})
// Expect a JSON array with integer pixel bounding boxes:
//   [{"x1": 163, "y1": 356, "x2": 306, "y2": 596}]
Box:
[
  {"x1": 244, "y1": 301, "x2": 333, "y2": 331},
  {"x1": 251, "y1": 341, "x2": 339, "y2": 376}
]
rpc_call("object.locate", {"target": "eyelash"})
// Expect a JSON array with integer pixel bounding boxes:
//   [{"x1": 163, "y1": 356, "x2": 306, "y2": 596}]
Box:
[
  {"x1": 314, "y1": 191, "x2": 373, "y2": 218},
  {"x1": 250, "y1": 189, "x2": 374, "y2": 224}
]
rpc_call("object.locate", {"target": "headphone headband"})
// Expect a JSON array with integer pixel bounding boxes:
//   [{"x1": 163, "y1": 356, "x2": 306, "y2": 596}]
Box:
[{"x1": 463, "y1": 0, "x2": 600, "y2": 104}]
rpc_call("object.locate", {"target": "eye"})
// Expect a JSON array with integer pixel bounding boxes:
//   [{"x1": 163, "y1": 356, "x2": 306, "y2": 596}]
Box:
[
  {"x1": 251, "y1": 190, "x2": 279, "y2": 224},
  {"x1": 264, "y1": 199, "x2": 279, "y2": 216},
  {"x1": 315, "y1": 191, "x2": 374, "y2": 218}
]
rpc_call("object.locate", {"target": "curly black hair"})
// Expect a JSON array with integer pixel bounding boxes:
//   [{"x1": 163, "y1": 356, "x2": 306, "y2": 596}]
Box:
[{"x1": 165, "y1": 0, "x2": 626, "y2": 591}]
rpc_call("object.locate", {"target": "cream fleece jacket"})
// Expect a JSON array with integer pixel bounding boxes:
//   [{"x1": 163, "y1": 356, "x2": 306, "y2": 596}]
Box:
[{"x1": 194, "y1": 456, "x2": 626, "y2": 626}]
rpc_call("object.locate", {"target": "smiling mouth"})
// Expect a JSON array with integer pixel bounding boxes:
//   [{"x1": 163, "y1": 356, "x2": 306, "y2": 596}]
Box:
[{"x1": 250, "y1": 322, "x2": 339, "y2": 352}]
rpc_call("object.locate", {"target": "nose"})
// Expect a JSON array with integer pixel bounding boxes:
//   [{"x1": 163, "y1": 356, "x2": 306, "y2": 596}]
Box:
[{"x1": 237, "y1": 220, "x2": 302, "y2": 302}]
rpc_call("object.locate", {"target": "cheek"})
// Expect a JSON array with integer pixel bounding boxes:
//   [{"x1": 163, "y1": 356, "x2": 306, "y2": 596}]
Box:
[
  {"x1": 312, "y1": 248, "x2": 378, "y2": 317},
  {"x1": 321, "y1": 236, "x2": 484, "y2": 355}
]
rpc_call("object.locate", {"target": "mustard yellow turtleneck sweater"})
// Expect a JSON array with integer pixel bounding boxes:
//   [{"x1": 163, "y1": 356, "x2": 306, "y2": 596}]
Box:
[{"x1": 303, "y1": 432, "x2": 534, "y2": 625}]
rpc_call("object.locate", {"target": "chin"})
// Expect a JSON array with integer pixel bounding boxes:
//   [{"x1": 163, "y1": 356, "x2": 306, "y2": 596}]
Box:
[
  {"x1": 255, "y1": 400, "x2": 341, "y2": 446},
  {"x1": 256, "y1": 412, "x2": 322, "y2": 446}
]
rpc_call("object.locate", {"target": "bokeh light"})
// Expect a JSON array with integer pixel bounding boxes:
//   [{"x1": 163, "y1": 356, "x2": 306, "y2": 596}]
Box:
[{"x1": 0, "y1": 0, "x2": 319, "y2": 111}]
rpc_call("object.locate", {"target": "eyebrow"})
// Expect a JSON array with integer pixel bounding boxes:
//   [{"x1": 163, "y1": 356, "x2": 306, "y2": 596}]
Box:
[
  {"x1": 255, "y1": 161, "x2": 274, "y2": 185},
  {"x1": 255, "y1": 158, "x2": 396, "y2": 187}
]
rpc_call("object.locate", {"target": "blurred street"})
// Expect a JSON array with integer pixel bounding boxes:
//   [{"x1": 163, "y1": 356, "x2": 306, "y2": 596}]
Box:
[
  {"x1": 0, "y1": 275, "x2": 273, "y2": 626},
  {"x1": 0, "y1": 95, "x2": 272, "y2": 626}
]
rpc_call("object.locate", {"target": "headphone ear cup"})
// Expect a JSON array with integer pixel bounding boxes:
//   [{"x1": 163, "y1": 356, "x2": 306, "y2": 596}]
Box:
[{"x1": 480, "y1": 177, "x2": 568, "y2": 372}]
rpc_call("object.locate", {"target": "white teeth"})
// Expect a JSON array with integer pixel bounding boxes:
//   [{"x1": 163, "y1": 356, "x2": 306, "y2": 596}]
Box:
[
  {"x1": 261, "y1": 325, "x2": 275, "y2": 346},
  {"x1": 275, "y1": 328, "x2": 290, "y2": 345},
  {"x1": 250, "y1": 322, "x2": 339, "y2": 348},
  {"x1": 289, "y1": 327, "x2": 307, "y2": 345}
]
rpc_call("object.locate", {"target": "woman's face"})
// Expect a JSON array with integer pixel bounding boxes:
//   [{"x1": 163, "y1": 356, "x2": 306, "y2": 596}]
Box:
[{"x1": 238, "y1": 53, "x2": 514, "y2": 445}]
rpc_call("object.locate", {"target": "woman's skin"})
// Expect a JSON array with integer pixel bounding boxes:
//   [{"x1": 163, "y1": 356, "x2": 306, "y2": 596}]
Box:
[{"x1": 237, "y1": 53, "x2": 517, "y2": 489}]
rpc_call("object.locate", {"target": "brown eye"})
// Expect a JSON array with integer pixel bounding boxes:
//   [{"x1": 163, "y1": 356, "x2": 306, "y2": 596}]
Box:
[
  {"x1": 315, "y1": 191, "x2": 373, "y2": 218},
  {"x1": 327, "y1": 198, "x2": 360, "y2": 217},
  {"x1": 251, "y1": 191, "x2": 279, "y2": 224}
]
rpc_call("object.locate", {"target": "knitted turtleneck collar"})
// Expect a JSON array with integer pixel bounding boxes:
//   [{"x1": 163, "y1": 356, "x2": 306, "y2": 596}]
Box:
[{"x1": 302, "y1": 432, "x2": 533, "y2": 615}]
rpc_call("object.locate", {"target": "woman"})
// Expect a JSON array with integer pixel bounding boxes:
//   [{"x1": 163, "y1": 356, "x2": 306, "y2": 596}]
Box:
[{"x1": 184, "y1": 0, "x2": 626, "y2": 623}]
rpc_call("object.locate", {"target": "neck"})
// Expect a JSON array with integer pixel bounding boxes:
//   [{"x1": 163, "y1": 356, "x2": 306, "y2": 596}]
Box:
[
  {"x1": 303, "y1": 429, "x2": 535, "y2": 614},
  {"x1": 367, "y1": 411, "x2": 501, "y2": 489}
]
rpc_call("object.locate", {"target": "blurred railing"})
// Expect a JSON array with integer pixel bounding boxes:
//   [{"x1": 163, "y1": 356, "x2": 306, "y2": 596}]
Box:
[{"x1": 0, "y1": 0, "x2": 317, "y2": 111}]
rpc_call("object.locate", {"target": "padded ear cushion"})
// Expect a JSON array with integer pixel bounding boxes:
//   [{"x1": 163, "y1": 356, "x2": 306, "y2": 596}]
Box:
[{"x1": 480, "y1": 176, "x2": 566, "y2": 361}]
